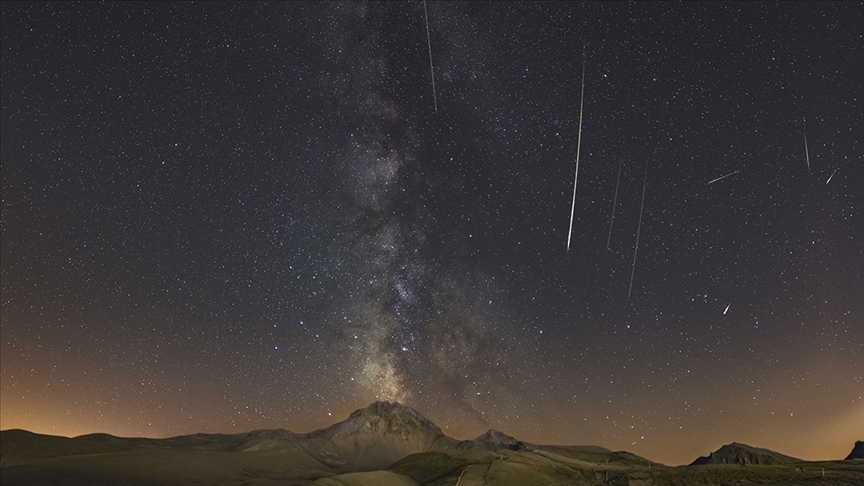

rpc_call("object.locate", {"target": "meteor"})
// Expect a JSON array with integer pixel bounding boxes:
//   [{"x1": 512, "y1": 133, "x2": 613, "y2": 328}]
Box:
[
  {"x1": 606, "y1": 160, "x2": 623, "y2": 250},
  {"x1": 423, "y1": 0, "x2": 437, "y2": 113},
  {"x1": 723, "y1": 303, "x2": 731, "y2": 315},
  {"x1": 566, "y1": 51, "x2": 586, "y2": 252},
  {"x1": 628, "y1": 160, "x2": 648, "y2": 298},
  {"x1": 826, "y1": 168, "x2": 837, "y2": 184},
  {"x1": 708, "y1": 170, "x2": 740, "y2": 184},
  {"x1": 804, "y1": 131, "x2": 810, "y2": 171}
]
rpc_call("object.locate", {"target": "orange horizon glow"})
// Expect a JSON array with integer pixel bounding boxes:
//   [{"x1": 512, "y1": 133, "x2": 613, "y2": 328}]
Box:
[{"x1": 2, "y1": 397, "x2": 861, "y2": 466}]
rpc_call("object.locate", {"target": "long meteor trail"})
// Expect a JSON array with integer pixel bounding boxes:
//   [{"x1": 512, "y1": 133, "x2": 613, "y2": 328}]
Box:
[
  {"x1": 628, "y1": 160, "x2": 648, "y2": 298},
  {"x1": 606, "y1": 160, "x2": 623, "y2": 250},
  {"x1": 566, "y1": 52, "x2": 586, "y2": 252},
  {"x1": 708, "y1": 170, "x2": 740, "y2": 184},
  {"x1": 423, "y1": 0, "x2": 438, "y2": 113}
]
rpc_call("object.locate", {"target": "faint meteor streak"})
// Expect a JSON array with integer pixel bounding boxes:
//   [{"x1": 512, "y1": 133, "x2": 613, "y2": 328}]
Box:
[
  {"x1": 628, "y1": 160, "x2": 648, "y2": 298},
  {"x1": 826, "y1": 168, "x2": 837, "y2": 184},
  {"x1": 606, "y1": 160, "x2": 623, "y2": 250},
  {"x1": 566, "y1": 52, "x2": 586, "y2": 252},
  {"x1": 423, "y1": 0, "x2": 438, "y2": 113},
  {"x1": 804, "y1": 131, "x2": 810, "y2": 171},
  {"x1": 708, "y1": 170, "x2": 740, "y2": 185},
  {"x1": 724, "y1": 303, "x2": 731, "y2": 315}
]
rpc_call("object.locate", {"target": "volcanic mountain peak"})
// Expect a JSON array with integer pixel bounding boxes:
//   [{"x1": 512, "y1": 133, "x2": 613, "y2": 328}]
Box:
[
  {"x1": 846, "y1": 440, "x2": 864, "y2": 460},
  {"x1": 690, "y1": 442, "x2": 802, "y2": 466},
  {"x1": 316, "y1": 401, "x2": 446, "y2": 438},
  {"x1": 353, "y1": 401, "x2": 439, "y2": 426},
  {"x1": 476, "y1": 429, "x2": 517, "y2": 442},
  {"x1": 458, "y1": 429, "x2": 535, "y2": 451},
  {"x1": 304, "y1": 401, "x2": 457, "y2": 471}
]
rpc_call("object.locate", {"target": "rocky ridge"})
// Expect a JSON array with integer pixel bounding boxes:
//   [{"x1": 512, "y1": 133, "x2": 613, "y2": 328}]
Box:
[
  {"x1": 846, "y1": 440, "x2": 864, "y2": 460},
  {"x1": 690, "y1": 442, "x2": 803, "y2": 466}
]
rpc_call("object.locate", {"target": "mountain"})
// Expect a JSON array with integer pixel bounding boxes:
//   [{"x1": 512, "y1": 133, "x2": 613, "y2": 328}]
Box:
[
  {"x1": 0, "y1": 402, "x2": 457, "y2": 476},
  {"x1": 0, "y1": 429, "x2": 133, "y2": 466},
  {"x1": 846, "y1": 440, "x2": 864, "y2": 460},
  {"x1": 457, "y1": 429, "x2": 536, "y2": 451},
  {"x1": 4, "y1": 404, "x2": 864, "y2": 485},
  {"x1": 302, "y1": 400, "x2": 458, "y2": 471},
  {"x1": 689, "y1": 442, "x2": 803, "y2": 465}
]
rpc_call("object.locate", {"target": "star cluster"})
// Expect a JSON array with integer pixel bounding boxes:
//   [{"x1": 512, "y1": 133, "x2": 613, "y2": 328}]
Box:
[{"x1": 1, "y1": 1, "x2": 861, "y2": 465}]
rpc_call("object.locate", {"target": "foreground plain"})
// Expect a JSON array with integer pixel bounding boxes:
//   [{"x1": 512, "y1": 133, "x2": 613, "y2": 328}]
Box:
[{"x1": 2, "y1": 402, "x2": 862, "y2": 485}]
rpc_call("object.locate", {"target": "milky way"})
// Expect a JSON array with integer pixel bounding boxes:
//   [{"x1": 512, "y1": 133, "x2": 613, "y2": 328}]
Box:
[{"x1": 2, "y1": 1, "x2": 861, "y2": 465}]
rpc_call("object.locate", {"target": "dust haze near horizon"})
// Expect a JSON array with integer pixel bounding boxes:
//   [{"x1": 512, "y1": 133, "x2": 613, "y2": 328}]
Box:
[{"x1": 1, "y1": 1, "x2": 861, "y2": 467}]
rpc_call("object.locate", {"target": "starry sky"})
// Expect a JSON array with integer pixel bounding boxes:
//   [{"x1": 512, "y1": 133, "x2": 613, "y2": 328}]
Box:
[{"x1": 1, "y1": 1, "x2": 862, "y2": 466}]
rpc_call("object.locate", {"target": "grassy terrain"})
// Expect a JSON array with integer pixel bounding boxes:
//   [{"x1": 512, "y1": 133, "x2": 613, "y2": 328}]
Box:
[
  {"x1": 389, "y1": 448, "x2": 864, "y2": 486},
  {"x1": 647, "y1": 461, "x2": 864, "y2": 486},
  {"x1": 1, "y1": 436, "x2": 337, "y2": 486},
  {"x1": 3, "y1": 429, "x2": 862, "y2": 485},
  {"x1": 311, "y1": 470, "x2": 417, "y2": 486}
]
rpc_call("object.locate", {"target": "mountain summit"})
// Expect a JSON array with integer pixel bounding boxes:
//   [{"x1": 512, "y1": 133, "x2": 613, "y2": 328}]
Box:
[
  {"x1": 458, "y1": 429, "x2": 535, "y2": 451},
  {"x1": 304, "y1": 401, "x2": 457, "y2": 471},
  {"x1": 846, "y1": 441, "x2": 864, "y2": 460}
]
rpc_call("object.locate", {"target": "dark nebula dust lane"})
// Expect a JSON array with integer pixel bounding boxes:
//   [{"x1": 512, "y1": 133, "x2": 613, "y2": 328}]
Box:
[{"x1": 1, "y1": 1, "x2": 862, "y2": 465}]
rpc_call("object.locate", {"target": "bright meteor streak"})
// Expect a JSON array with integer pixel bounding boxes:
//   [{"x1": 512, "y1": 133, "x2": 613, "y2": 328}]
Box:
[
  {"x1": 724, "y1": 303, "x2": 731, "y2": 315},
  {"x1": 708, "y1": 170, "x2": 740, "y2": 184},
  {"x1": 628, "y1": 160, "x2": 648, "y2": 298},
  {"x1": 606, "y1": 160, "x2": 623, "y2": 250},
  {"x1": 826, "y1": 168, "x2": 837, "y2": 184},
  {"x1": 566, "y1": 51, "x2": 586, "y2": 252},
  {"x1": 423, "y1": 0, "x2": 437, "y2": 113}
]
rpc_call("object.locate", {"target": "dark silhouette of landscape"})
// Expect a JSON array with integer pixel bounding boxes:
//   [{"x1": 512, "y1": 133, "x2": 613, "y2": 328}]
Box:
[{"x1": 1, "y1": 402, "x2": 862, "y2": 485}]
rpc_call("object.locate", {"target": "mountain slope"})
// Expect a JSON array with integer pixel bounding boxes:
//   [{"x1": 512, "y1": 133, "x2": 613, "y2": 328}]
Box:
[
  {"x1": 7, "y1": 403, "x2": 861, "y2": 485},
  {"x1": 457, "y1": 429, "x2": 536, "y2": 451},
  {"x1": 846, "y1": 441, "x2": 864, "y2": 460},
  {"x1": 690, "y1": 442, "x2": 803, "y2": 465},
  {"x1": 0, "y1": 429, "x2": 135, "y2": 466},
  {"x1": 304, "y1": 401, "x2": 458, "y2": 471}
]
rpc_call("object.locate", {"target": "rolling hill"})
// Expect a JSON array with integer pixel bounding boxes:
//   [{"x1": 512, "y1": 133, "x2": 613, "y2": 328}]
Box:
[{"x1": 2, "y1": 401, "x2": 862, "y2": 485}]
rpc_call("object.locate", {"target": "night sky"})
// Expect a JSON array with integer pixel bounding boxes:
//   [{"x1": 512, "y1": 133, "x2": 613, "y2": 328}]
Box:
[{"x1": 1, "y1": 1, "x2": 862, "y2": 466}]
